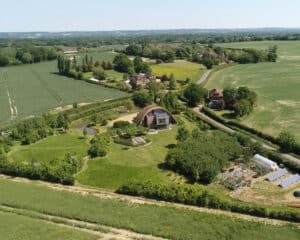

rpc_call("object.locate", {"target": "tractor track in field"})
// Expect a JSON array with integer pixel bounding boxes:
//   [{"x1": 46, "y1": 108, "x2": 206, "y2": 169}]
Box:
[
  {"x1": 29, "y1": 66, "x2": 63, "y2": 104},
  {"x1": 0, "y1": 205, "x2": 166, "y2": 240},
  {"x1": 1, "y1": 174, "x2": 299, "y2": 227},
  {"x1": 1, "y1": 70, "x2": 18, "y2": 120}
]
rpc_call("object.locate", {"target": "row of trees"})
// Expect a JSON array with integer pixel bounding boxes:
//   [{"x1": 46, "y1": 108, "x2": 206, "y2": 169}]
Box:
[
  {"x1": 57, "y1": 54, "x2": 114, "y2": 80},
  {"x1": 124, "y1": 43, "x2": 278, "y2": 70},
  {"x1": 0, "y1": 46, "x2": 60, "y2": 67}
]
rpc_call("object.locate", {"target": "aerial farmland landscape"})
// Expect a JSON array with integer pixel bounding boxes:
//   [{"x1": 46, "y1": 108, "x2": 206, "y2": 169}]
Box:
[{"x1": 0, "y1": 1, "x2": 300, "y2": 239}]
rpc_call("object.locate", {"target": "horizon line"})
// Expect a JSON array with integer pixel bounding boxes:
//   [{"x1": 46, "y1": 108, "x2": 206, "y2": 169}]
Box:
[{"x1": 2, "y1": 27, "x2": 300, "y2": 34}]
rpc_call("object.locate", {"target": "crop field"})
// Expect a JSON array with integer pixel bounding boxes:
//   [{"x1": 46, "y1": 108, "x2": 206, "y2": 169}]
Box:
[
  {"x1": 8, "y1": 131, "x2": 89, "y2": 165},
  {"x1": 76, "y1": 115, "x2": 197, "y2": 190},
  {"x1": 78, "y1": 50, "x2": 117, "y2": 62},
  {"x1": 207, "y1": 41, "x2": 300, "y2": 141},
  {"x1": 0, "y1": 61, "x2": 128, "y2": 126},
  {"x1": 151, "y1": 60, "x2": 206, "y2": 82},
  {"x1": 0, "y1": 178, "x2": 299, "y2": 240},
  {"x1": 0, "y1": 211, "x2": 97, "y2": 240}
]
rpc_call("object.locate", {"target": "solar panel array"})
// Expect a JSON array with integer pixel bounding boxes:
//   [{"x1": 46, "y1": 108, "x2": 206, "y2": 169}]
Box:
[
  {"x1": 267, "y1": 169, "x2": 288, "y2": 182},
  {"x1": 279, "y1": 174, "x2": 300, "y2": 188}
]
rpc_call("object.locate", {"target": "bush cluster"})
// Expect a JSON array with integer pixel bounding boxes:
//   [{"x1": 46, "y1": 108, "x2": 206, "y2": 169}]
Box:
[
  {"x1": 88, "y1": 133, "x2": 111, "y2": 157},
  {"x1": 0, "y1": 153, "x2": 82, "y2": 185}
]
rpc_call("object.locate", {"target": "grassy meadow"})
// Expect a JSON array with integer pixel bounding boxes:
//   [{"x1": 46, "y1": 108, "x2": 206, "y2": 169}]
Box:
[
  {"x1": 0, "y1": 211, "x2": 97, "y2": 240},
  {"x1": 207, "y1": 41, "x2": 300, "y2": 141},
  {"x1": 76, "y1": 115, "x2": 196, "y2": 190},
  {"x1": 0, "y1": 178, "x2": 299, "y2": 240},
  {"x1": 8, "y1": 131, "x2": 89, "y2": 165},
  {"x1": 151, "y1": 60, "x2": 206, "y2": 82},
  {"x1": 0, "y1": 60, "x2": 127, "y2": 126},
  {"x1": 78, "y1": 50, "x2": 117, "y2": 62}
]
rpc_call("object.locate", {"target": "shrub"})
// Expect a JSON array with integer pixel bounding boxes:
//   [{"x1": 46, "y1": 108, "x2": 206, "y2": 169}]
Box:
[
  {"x1": 88, "y1": 134, "x2": 111, "y2": 158},
  {"x1": 113, "y1": 121, "x2": 131, "y2": 129},
  {"x1": 133, "y1": 91, "x2": 152, "y2": 108},
  {"x1": 277, "y1": 131, "x2": 297, "y2": 153}
]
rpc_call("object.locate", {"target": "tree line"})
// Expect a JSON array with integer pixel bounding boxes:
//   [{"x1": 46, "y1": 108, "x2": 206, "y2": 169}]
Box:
[
  {"x1": 0, "y1": 46, "x2": 61, "y2": 67},
  {"x1": 1, "y1": 31, "x2": 300, "y2": 48},
  {"x1": 124, "y1": 43, "x2": 278, "y2": 69}
]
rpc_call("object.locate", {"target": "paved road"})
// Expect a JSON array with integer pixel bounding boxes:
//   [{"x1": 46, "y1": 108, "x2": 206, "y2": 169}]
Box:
[
  {"x1": 192, "y1": 107, "x2": 300, "y2": 167},
  {"x1": 196, "y1": 70, "x2": 212, "y2": 85},
  {"x1": 193, "y1": 107, "x2": 234, "y2": 134}
]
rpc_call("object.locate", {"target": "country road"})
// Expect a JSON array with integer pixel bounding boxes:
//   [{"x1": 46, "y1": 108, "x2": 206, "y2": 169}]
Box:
[
  {"x1": 191, "y1": 107, "x2": 300, "y2": 167},
  {"x1": 196, "y1": 70, "x2": 212, "y2": 84}
]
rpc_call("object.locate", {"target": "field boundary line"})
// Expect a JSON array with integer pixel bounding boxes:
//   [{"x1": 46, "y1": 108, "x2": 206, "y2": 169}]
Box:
[{"x1": 0, "y1": 174, "x2": 299, "y2": 227}]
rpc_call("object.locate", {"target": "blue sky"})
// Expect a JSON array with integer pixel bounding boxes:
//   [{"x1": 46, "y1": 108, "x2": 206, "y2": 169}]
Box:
[{"x1": 1, "y1": 0, "x2": 300, "y2": 32}]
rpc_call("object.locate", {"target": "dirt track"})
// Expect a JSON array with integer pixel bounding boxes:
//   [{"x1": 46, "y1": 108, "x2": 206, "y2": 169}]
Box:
[
  {"x1": 0, "y1": 205, "x2": 166, "y2": 240},
  {"x1": 1, "y1": 174, "x2": 299, "y2": 227}
]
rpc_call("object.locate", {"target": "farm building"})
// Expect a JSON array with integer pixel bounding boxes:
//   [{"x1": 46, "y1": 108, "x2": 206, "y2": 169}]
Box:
[
  {"x1": 208, "y1": 89, "x2": 224, "y2": 109},
  {"x1": 129, "y1": 73, "x2": 157, "y2": 89},
  {"x1": 253, "y1": 154, "x2": 279, "y2": 171},
  {"x1": 135, "y1": 104, "x2": 176, "y2": 129}
]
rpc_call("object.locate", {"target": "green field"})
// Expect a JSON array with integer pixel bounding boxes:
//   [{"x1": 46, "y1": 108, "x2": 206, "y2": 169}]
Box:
[
  {"x1": 8, "y1": 132, "x2": 89, "y2": 165},
  {"x1": 78, "y1": 50, "x2": 117, "y2": 62},
  {"x1": 0, "y1": 178, "x2": 299, "y2": 240},
  {"x1": 0, "y1": 61, "x2": 127, "y2": 126},
  {"x1": 207, "y1": 41, "x2": 300, "y2": 141},
  {"x1": 151, "y1": 60, "x2": 206, "y2": 82},
  {"x1": 76, "y1": 116, "x2": 197, "y2": 190},
  {"x1": 0, "y1": 211, "x2": 97, "y2": 240}
]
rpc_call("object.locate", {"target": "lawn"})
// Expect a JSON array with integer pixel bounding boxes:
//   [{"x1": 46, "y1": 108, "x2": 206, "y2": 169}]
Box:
[
  {"x1": 207, "y1": 41, "x2": 300, "y2": 141},
  {"x1": 0, "y1": 61, "x2": 128, "y2": 126},
  {"x1": 0, "y1": 178, "x2": 299, "y2": 240},
  {"x1": 0, "y1": 211, "x2": 97, "y2": 240},
  {"x1": 8, "y1": 132, "x2": 89, "y2": 165},
  {"x1": 76, "y1": 120, "x2": 183, "y2": 190},
  {"x1": 105, "y1": 69, "x2": 124, "y2": 81},
  {"x1": 151, "y1": 60, "x2": 206, "y2": 82}
]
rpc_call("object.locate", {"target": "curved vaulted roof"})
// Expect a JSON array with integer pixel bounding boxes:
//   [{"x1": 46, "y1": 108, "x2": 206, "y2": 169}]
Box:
[{"x1": 135, "y1": 104, "x2": 176, "y2": 125}]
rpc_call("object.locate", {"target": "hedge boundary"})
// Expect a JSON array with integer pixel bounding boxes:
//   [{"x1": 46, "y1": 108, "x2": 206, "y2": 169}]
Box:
[{"x1": 117, "y1": 181, "x2": 300, "y2": 223}]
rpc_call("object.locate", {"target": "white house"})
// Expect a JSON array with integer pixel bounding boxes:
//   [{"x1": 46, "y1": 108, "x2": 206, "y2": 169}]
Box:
[{"x1": 253, "y1": 154, "x2": 279, "y2": 171}]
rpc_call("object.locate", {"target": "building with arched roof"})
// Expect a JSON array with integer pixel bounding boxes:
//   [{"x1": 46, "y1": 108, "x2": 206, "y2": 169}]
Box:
[{"x1": 135, "y1": 104, "x2": 176, "y2": 128}]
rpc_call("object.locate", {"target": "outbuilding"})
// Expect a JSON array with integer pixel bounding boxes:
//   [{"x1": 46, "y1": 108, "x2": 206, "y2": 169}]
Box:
[{"x1": 253, "y1": 154, "x2": 279, "y2": 171}]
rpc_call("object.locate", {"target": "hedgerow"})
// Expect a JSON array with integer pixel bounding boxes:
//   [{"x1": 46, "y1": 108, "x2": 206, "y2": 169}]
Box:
[{"x1": 117, "y1": 181, "x2": 300, "y2": 222}]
